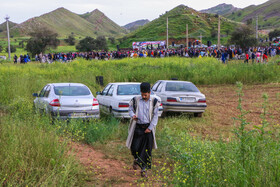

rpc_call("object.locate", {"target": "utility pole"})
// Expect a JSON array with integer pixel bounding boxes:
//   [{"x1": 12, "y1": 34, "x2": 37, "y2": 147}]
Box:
[
  {"x1": 256, "y1": 15, "x2": 258, "y2": 39},
  {"x1": 218, "y1": 15, "x2": 221, "y2": 50},
  {"x1": 186, "y1": 24, "x2": 188, "y2": 49},
  {"x1": 5, "y1": 15, "x2": 11, "y2": 61},
  {"x1": 166, "y1": 17, "x2": 168, "y2": 49}
]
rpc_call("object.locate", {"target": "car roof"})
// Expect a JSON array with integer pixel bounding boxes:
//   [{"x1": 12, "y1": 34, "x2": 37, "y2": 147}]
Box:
[
  {"x1": 50, "y1": 83, "x2": 87, "y2": 87},
  {"x1": 109, "y1": 82, "x2": 141, "y2": 85},
  {"x1": 156, "y1": 80, "x2": 192, "y2": 83}
]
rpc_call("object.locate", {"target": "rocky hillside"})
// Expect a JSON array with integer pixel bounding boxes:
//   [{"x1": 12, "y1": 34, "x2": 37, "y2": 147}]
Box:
[
  {"x1": 80, "y1": 9, "x2": 127, "y2": 36},
  {"x1": 200, "y1": 3, "x2": 240, "y2": 16},
  {"x1": 226, "y1": 0, "x2": 280, "y2": 29},
  {"x1": 123, "y1": 19, "x2": 150, "y2": 32}
]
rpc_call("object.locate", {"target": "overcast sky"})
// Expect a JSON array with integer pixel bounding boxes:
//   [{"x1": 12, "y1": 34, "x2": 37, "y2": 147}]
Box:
[{"x1": 0, "y1": 0, "x2": 269, "y2": 26}]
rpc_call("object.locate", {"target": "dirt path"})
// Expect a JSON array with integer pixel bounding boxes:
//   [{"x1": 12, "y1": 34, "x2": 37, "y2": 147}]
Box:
[
  {"x1": 69, "y1": 84, "x2": 280, "y2": 186},
  {"x1": 69, "y1": 141, "x2": 141, "y2": 186}
]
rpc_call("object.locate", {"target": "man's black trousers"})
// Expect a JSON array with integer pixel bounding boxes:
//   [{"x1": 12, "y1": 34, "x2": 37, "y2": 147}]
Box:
[{"x1": 131, "y1": 124, "x2": 153, "y2": 170}]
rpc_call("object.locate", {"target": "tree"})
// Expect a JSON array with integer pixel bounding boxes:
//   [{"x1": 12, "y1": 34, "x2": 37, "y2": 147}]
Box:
[
  {"x1": 6, "y1": 45, "x2": 16, "y2": 53},
  {"x1": 269, "y1": 29, "x2": 280, "y2": 40},
  {"x1": 26, "y1": 28, "x2": 60, "y2": 57},
  {"x1": 64, "y1": 35, "x2": 75, "y2": 45},
  {"x1": 76, "y1": 36, "x2": 96, "y2": 52},
  {"x1": 0, "y1": 45, "x2": 2, "y2": 52},
  {"x1": 229, "y1": 24, "x2": 257, "y2": 49},
  {"x1": 19, "y1": 41, "x2": 24, "y2": 48},
  {"x1": 108, "y1": 37, "x2": 115, "y2": 44},
  {"x1": 95, "y1": 36, "x2": 108, "y2": 51},
  {"x1": 76, "y1": 36, "x2": 108, "y2": 52},
  {"x1": 211, "y1": 28, "x2": 217, "y2": 38},
  {"x1": 246, "y1": 18, "x2": 253, "y2": 26}
]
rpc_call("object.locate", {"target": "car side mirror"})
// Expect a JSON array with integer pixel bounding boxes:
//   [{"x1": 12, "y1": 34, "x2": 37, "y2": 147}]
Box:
[
  {"x1": 32, "y1": 93, "x2": 38, "y2": 97},
  {"x1": 96, "y1": 91, "x2": 101, "y2": 95}
]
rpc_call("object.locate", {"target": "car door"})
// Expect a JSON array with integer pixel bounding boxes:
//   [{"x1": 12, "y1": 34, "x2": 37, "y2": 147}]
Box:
[
  {"x1": 37, "y1": 85, "x2": 48, "y2": 111},
  {"x1": 152, "y1": 81, "x2": 160, "y2": 92},
  {"x1": 103, "y1": 84, "x2": 115, "y2": 113},
  {"x1": 153, "y1": 81, "x2": 163, "y2": 95},
  {"x1": 40, "y1": 85, "x2": 51, "y2": 113},
  {"x1": 99, "y1": 84, "x2": 112, "y2": 112}
]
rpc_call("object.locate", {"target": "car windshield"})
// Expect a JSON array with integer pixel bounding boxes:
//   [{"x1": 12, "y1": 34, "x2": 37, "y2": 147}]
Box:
[
  {"x1": 117, "y1": 84, "x2": 154, "y2": 95},
  {"x1": 54, "y1": 86, "x2": 91, "y2": 96},
  {"x1": 165, "y1": 82, "x2": 199, "y2": 92}
]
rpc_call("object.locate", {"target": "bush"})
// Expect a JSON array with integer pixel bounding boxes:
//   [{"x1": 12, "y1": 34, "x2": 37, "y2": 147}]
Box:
[
  {"x1": 6, "y1": 45, "x2": 16, "y2": 53},
  {"x1": 76, "y1": 36, "x2": 108, "y2": 52},
  {"x1": 64, "y1": 35, "x2": 75, "y2": 46}
]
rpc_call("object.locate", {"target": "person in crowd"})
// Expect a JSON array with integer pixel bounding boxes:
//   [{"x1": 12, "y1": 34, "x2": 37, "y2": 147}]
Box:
[
  {"x1": 251, "y1": 52, "x2": 255, "y2": 63},
  {"x1": 245, "y1": 52, "x2": 249, "y2": 63},
  {"x1": 263, "y1": 52, "x2": 268, "y2": 63},
  {"x1": 13, "y1": 54, "x2": 17, "y2": 64}
]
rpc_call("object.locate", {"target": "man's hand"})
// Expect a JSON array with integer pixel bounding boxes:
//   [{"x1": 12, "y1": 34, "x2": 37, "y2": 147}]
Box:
[
  {"x1": 132, "y1": 115, "x2": 138, "y2": 121},
  {"x1": 145, "y1": 128, "x2": 151, "y2": 133}
]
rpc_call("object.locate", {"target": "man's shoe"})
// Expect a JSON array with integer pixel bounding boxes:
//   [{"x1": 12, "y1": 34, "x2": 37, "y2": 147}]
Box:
[
  {"x1": 141, "y1": 170, "x2": 147, "y2": 178},
  {"x1": 133, "y1": 159, "x2": 138, "y2": 170}
]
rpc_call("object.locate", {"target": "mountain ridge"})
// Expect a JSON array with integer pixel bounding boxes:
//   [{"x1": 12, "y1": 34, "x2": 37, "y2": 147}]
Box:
[
  {"x1": 225, "y1": 0, "x2": 280, "y2": 29},
  {"x1": 200, "y1": 3, "x2": 240, "y2": 16},
  {"x1": 123, "y1": 19, "x2": 150, "y2": 32},
  {"x1": 1, "y1": 7, "x2": 126, "y2": 38}
]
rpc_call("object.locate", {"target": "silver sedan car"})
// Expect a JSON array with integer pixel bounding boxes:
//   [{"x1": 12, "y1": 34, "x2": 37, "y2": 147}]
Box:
[
  {"x1": 151, "y1": 80, "x2": 207, "y2": 117},
  {"x1": 33, "y1": 83, "x2": 100, "y2": 119},
  {"x1": 96, "y1": 82, "x2": 163, "y2": 118}
]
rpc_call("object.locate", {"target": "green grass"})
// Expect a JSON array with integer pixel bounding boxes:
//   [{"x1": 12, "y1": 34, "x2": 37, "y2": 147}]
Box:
[
  {"x1": 1, "y1": 57, "x2": 280, "y2": 106},
  {"x1": 0, "y1": 57, "x2": 280, "y2": 185},
  {"x1": 0, "y1": 113, "x2": 84, "y2": 186}
]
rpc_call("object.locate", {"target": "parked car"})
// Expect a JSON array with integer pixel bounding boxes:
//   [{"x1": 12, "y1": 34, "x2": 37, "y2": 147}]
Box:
[
  {"x1": 151, "y1": 80, "x2": 207, "y2": 117},
  {"x1": 33, "y1": 83, "x2": 100, "y2": 119},
  {"x1": 96, "y1": 82, "x2": 163, "y2": 118}
]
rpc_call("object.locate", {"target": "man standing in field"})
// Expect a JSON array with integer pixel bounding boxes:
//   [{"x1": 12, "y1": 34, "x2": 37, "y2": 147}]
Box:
[{"x1": 126, "y1": 82, "x2": 160, "y2": 178}]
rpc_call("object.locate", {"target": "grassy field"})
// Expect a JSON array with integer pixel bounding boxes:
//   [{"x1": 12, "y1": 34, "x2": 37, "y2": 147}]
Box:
[{"x1": 0, "y1": 57, "x2": 280, "y2": 185}]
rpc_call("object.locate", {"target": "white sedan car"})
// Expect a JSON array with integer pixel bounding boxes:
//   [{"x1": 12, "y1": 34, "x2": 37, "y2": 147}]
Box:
[
  {"x1": 96, "y1": 82, "x2": 163, "y2": 118},
  {"x1": 152, "y1": 80, "x2": 207, "y2": 117},
  {"x1": 33, "y1": 83, "x2": 100, "y2": 119}
]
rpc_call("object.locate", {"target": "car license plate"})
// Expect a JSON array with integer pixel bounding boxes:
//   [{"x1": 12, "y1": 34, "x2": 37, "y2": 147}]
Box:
[
  {"x1": 180, "y1": 97, "x2": 195, "y2": 102},
  {"x1": 69, "y1": 113, "x2": 86, "y2": 117}
]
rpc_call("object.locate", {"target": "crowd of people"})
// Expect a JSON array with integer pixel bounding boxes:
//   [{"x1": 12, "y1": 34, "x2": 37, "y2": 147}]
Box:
[
  {"x1": 13, "y1": 46, "x2": 280, "y2": 64},
  {"x1": 13, "y1": 54, "x2": 31, "y2": 64}
]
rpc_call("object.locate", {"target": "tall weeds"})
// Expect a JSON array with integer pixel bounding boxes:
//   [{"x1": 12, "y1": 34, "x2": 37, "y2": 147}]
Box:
[{"x1": 164, "y1": 82, "x2": 280, "y2": 186}]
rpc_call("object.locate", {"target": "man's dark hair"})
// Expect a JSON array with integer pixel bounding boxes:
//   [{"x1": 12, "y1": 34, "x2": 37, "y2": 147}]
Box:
[{"x1": 140, "y1": 82, "x2": 151, "y2": 93}]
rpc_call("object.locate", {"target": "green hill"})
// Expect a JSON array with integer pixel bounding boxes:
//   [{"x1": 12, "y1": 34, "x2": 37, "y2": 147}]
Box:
[
  {"x1": 0, "y1": 21, "x2": 17, "y2": 33},
  {"x1": 226, "y1": 0, "x2": 280, "y2": 29},
  {"x1": 119, "y1": 5, "x2": 239, "y2": 48},
  {"x1": 80, "y1": 9, "x2": 127, "y2": 36},
  {"x1": 6, "y1": 8, "x2": 125, "y2": 38},
  {"x1": 200, "y1": 3, "x2": 240, "y2": 16}
]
